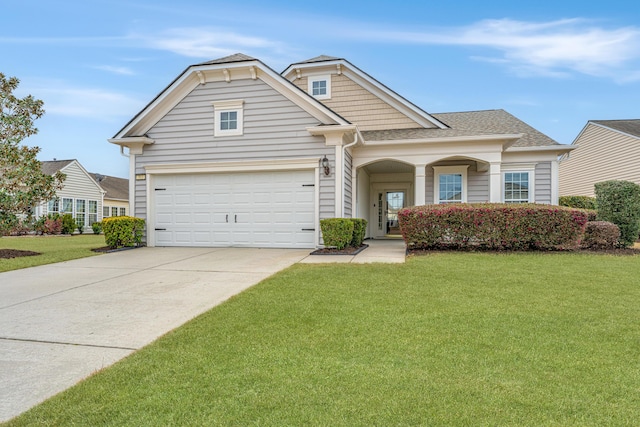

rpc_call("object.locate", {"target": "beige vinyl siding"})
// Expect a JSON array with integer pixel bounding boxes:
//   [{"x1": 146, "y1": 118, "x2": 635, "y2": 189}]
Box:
[
  {"x1": 468, "y1": 167, "x2": 489, "y2": 203},
  {"x1": 535, "y1": 163, "x2": 552, "y2": 203},
  {"x1": 559, "y1": 123, "x2": 640, "y2": 197},
  {"x1": 293, "y1": 74, "x2": 421, "y2": 131},
  {"x1": 136, "y1": 77, "x2": 334, "y2": 223}
]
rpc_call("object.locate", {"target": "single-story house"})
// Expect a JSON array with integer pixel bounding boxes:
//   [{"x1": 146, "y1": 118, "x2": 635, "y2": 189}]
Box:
[
  {"x1": 559, "y1": 120, "x2": 640, "y2": 197},
  {"x1": 109, "y1": 53, "x2": 573, "y2": 248},
  {"x1": 36, "y1": 159, "x2": 105, "y2": 231},
  {"x1": 91, "y1": 173, "x2": 130, "y2": 218}
]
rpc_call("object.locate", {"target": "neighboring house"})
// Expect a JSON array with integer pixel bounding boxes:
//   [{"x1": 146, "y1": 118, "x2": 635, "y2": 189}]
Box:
[
  {"x1": 36, "y1": 159, "x2": 105, "y2": 231},
  {"x1": 559, "y1": 120, "x2": 640, "y2": 197},
  {"x1": 91, "y1": 173, "x2": 129, "y2": 218},
  {"x1": 109, "y1": 53, "x2": 573, "y2": 248}
]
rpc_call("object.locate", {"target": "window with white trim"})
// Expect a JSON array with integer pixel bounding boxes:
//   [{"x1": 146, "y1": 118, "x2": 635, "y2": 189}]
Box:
[
  {"x1": 88, "y1": 200, "x2": 98, "y2": 225},
  {"x1": 502, "y1": 165, "x2": 535, "y2": 203},
  {"x1": 433, "y1": 166, "x2": 469, "y2": 204},
  {"x1": 308, "y1": 75, "x2": 331, "y2": 99},
  {"x1": 75, "y1": 199, "x2": 86, "y2": 228},
  {"x1": 212, "y1": 99, "x2": 244, "y2": 137}
]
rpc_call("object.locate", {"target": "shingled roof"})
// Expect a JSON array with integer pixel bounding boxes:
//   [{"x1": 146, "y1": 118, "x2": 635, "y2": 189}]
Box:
[
  {"x1": 591, "y1": 119, "x2": 640, "y2": 138},
  {"x1": 91, "y1": 173, "x2": 128, "y2": 201},
  {"x1": 361, "y1": 110, "x2": 559, "y2": 147},
  {"x1": 40, "y1": 159, "x2": 74, "y2": 175},
  {"x1": 197, "y1": 53, "x2": 257, "y2": 65}
]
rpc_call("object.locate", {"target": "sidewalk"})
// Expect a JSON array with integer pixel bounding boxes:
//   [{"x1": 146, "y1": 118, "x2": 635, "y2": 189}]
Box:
[{"x1": 299, "y1": 239, "x2": 406, "y2": 264}]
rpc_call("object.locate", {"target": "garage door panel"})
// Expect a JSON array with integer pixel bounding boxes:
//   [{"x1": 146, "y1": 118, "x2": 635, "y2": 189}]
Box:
[{"x1": 154, "y1": 170, "x2": 315, "y2": 248}]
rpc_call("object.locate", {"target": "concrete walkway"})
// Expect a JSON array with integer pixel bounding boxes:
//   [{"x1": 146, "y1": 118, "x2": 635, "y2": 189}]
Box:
[
  {"x1": 0, "y1": 240, "x2": 405, "y2": 422},
  {"x1": 299, "y1": 238, "x2": 406, "y2": 264}
]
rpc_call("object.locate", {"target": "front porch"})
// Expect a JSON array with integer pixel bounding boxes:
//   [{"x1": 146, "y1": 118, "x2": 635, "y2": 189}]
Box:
[{"x1": 352, "y1": 157, "x2": 500, "y2": 239}]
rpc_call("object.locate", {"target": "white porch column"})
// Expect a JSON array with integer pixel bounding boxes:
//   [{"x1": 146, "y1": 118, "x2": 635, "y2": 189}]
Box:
[
  {"x1": 489, "y1": 162, "x2": 502, "y2": 203},
  {"x1": 415, "y1": 164, "x2": 426, "y2": 206},
  {"x1": 129, "y1": 153, "x2": 136, "y2": 215}
]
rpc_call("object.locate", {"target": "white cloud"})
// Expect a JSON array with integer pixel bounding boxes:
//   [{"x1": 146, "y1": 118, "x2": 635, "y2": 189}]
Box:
[
  {"x1": 29, "y1": 84, "x2": 143, "y2": 121},
  {"x1": 91, "y1": 65, "x2": 136, "y2": 76},
  {"x1": 348, "y1": 18, "x2": 640, "y2": 82},
  {"x1": 134, "y1": 27, "x2": 283, "y2": 58}
]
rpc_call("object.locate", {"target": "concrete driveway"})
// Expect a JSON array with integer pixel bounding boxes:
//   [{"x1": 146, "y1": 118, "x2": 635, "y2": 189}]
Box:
[{"x1": 0, "y1": 247, "x2": 309, "y2": 422}]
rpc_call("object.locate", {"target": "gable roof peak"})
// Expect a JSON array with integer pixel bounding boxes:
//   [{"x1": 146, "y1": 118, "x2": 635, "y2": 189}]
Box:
[
  {"x1": 40, "y1": 159, "x2": 75, "y2": 175},
  {"x1": 197, "y1": 53, "x2": 257, "y2": 66},
  {"x1": 292, "y1": 55, "x2": 343, "y2": 65}
]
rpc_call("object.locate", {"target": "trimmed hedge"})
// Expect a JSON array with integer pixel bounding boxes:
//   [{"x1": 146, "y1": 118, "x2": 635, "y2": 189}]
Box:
[
  {"x1": 102, "y1": 216, "x2": 145, "y2": 248},
  {"x1": 559, "y1": 195, "x2": 597, "y2": 210},
  {"x1": 350, "y1": 218, "x2": 368, "y2": 247},
  {"x1": 581, "y1": 221, "x2": 620, "y2": 249},
  {"x1": 398, "y1": 203, "x2": 588, "y2": 251},
  {"x1": 595, "y1": 180, "x2": 640, "y2": 247},
  {"x1": 320, "y1": 218, "x2": 354, "y2": 250},
  {"x1": 320, "y1": 218, "x2": 368, "y2": 249}
]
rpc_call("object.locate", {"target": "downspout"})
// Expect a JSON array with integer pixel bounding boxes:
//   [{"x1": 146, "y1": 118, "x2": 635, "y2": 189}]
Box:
[{"x1": 341, "y1": 131, "x2": 359, "y2": 217}]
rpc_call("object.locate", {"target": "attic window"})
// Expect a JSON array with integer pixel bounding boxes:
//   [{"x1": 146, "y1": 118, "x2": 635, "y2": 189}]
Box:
[
  {"x1": 308, "y1": 75, "x2": 331, "y2": 100},
  {"x1": 211, "y1": 99, "x2": 244, "y2": 137}
]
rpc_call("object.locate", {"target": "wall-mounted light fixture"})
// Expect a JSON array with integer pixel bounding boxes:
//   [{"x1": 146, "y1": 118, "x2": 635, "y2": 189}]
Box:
[{"x1": 321, "y1": 156, "x2": 330, "y2": 176}]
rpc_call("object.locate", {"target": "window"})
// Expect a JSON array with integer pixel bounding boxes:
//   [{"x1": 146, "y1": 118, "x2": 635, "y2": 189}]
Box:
[
  {"x1": 62, "y1": 198, "x2": 73, "y2": 215},
  {"x1": 433, "y1": 166, "x2": 469, "y2": 204},
  {"x1": 112, "y1": 206, "x2": 119, "y2": 217},
  {"x1": 48, "y1": 198, "x2": 60, "y2": 215},
  {"x1": 220, "y1": 111, "x2": 237, "y2": 131},
  {"x1": 119, "y1": 207, "x2": 126, "y2": 216},
  {"x1": 212, "y1": 99, "x2": 244, "y2": 137},
  {"x1": 503, "y1": 168, "x2": 535, "y2": 203},
  {"x1": 88, "y1": 200, "x2": 98, "y2": 225},
  {"x1": 75, "y1": 199, "x2": 86, "y2": 228},
  {"x1": 308, "y1": 75, "x2": 331, "y2": 99},
  {"x1": 103, "y1": 206, "x2": 110, "y2": 218}
]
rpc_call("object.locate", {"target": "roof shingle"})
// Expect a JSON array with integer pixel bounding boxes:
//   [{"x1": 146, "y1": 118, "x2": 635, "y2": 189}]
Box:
[
  {"x1": 361, "y1": 110, "x2": 559, "y2": 147},
  {"x1": 591, "y1": 120, "x2": 640, "y2": 138}
]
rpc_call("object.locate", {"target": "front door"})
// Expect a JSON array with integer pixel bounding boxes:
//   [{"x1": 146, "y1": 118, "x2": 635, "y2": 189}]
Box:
[
  {"x1": 372, "y1": 189, "x2": 407, "y2": 238},
  {"x1": 385, "y1": 191, "x2": 405, "y2": 235}
]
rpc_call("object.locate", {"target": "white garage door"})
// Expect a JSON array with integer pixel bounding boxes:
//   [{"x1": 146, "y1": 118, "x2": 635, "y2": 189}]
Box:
[{"x1": 153, "y1": 170, "x2": 316, "y2": 248}]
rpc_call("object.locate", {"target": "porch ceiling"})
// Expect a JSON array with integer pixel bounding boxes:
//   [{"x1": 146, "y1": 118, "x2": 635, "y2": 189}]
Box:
[{"x1": 362, "y1": 160, "x2": 414, "y2": 174}]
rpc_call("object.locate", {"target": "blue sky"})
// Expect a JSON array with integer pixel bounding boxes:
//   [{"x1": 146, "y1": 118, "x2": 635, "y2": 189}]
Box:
[{"x1": 2, "y1": 0, "x2": 638, "y2": 178}]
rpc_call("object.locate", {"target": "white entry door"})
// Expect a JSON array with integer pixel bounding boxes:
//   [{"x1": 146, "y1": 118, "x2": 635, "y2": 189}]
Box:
[{"x1": 153, "y1": 170, "x2": 316, "y2": 248}]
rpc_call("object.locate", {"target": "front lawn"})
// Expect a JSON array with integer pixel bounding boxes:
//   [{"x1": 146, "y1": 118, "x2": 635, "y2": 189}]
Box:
[
  {"x1": 6, "y1": 252, "x2": 640, "y2": 426},
  {"x1": 0, "y1": 235, "x2": 104, "y2": 272}
]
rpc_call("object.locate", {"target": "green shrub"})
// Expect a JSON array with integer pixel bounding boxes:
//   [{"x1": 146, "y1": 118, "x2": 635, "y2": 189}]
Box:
[
  {"x1": 0, "y1": 212, "x2": 19, "y2": 236},
  {"x1": 398, "y1": 203, "x2": 588, "y2": 251},
  {"x1": 320, "y1": 218, "x2": 354, "y2": 250},
  {"x1": 581, "y1": 221, "x2": 620, "y2": 249},
  {"x1": 91, "y1": 222, "x2": 103, "y2": 235},
  {"x1": 350, "y1": 218, "x2": 368, "y2": 247},
  {"x1": 61, "y1": 214, "x2": 76, "y2": 235},
  {"x1": 595, "y1": 180, "x2": 640, "y2": 247},
  {"x1": 102, "y1": 216, "x2": 145, "y2": 248},
  {"x1": 559, "y1": 195, "x2": 597, "y2": 210}
]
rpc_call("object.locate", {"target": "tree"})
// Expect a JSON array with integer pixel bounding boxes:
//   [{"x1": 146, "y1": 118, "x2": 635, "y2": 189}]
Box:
[{"x1": 1, "y1": 73, "x2": 65, "y2": 219}]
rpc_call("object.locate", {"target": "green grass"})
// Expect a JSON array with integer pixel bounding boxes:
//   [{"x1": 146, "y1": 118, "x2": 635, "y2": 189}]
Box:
[
  {"x1": 6, "y1": 252, "x2": 640, "y2": 426},
  {"x1": 0, "y1": 234, "x2": 105, "y2": 272}
]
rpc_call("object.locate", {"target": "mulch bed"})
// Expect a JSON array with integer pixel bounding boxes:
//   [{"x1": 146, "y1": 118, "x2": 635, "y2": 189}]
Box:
[
  {"x1": 0, "y1": 249, "x2": 41, "y2": 259},
  {"x1": 310, "y1": 244, "x2": 369, "y2": 255}
]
